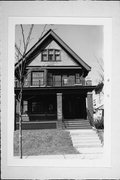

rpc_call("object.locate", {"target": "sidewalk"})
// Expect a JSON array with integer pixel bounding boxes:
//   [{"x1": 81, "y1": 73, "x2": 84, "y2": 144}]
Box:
[{"x1": 22, "y1": 153, "x2": 102, "y2": 160}]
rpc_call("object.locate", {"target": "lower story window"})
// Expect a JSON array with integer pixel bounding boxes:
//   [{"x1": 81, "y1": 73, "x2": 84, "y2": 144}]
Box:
[
  {"x1": 30, "y1": 100, "x2": 56, "y2": 114},
  {"x1": 31, "y1": 102, "x2": 44, "y2": 114}
]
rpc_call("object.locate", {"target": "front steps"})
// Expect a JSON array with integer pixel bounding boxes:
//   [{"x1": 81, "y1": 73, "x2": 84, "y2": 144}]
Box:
[
  {"x1": 69, "y1": 129, "x2": 103, "y2": 159},
  {"x1": 63, "y1": 119, "x2": 92, "y2": 129}
]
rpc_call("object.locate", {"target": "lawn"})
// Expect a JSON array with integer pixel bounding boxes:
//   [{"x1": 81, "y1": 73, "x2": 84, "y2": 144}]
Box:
[{"x1": 14, "y1": 129, "x2": 79, "y2": 156}]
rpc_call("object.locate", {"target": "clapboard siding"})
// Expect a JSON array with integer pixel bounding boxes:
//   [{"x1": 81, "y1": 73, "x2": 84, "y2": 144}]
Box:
[{"x1": 28, "y1": 40, "x2": 79, "y2": 67}]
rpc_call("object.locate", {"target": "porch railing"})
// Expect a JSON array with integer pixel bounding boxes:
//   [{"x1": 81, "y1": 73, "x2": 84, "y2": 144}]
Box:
[{"x1": 15, "y1": 79, "x2": 92, "y2": 88}]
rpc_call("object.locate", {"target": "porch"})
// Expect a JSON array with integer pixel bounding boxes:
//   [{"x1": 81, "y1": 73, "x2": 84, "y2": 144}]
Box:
[{"x1": 15, "y1": 86, "x2": 95, "y2": 130}]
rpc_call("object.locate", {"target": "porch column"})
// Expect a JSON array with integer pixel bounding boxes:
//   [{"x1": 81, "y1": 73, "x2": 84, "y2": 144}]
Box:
[
  {"x1": 87, "y1": 92, "x2": 94, "y2": 126},
  {"x1": 44, "y1": 69, "x2": 47, "y2": 86},
  {"x1": 57, "y1": 93, "x2": 63, "y2": 129}
]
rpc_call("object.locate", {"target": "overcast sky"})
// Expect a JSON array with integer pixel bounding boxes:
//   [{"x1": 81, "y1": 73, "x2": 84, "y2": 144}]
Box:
[{"x1": 15, "y1": 24, "x2": 103, "y2": 85}]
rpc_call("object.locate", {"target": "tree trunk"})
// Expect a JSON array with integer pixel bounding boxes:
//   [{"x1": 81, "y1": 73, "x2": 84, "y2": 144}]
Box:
[{"x1": 19, "y1": 83, "x2": 23, "y2": 158}]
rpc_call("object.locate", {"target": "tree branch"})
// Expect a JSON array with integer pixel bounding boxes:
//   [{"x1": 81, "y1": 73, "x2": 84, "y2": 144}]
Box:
[{"x1": 20, "y1": 25, "x2": 26, "y2": 53}]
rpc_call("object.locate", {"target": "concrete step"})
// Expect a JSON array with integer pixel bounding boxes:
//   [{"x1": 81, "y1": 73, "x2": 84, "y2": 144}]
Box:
[
  {"x1": 69, "y1": 129, "x2": 103, "y2": 159},
  {"x1": 74, "y1": 144, "x2": 102, "y2": 148},
  {"x1": 64, "y1": 124, "x2": 91, "y2": 127},
  {"x1": 64, "y1": 122, "x2": 90, "y2": 125},
  {"x1": 68, "y1": 129, "x2": 96, "y2": 132},
  {"x1": 65, "y1": 127, "x2": 92, "y2": 129},
  {"x1": 63, "y1": 120, "x2": 92, "y2": 129},
  {"x1": 77, "y1": 154, "x2": 103, "y2": 159},
  {"x1": 72, "y1": 139, "x2": 101, "y2": 144},
  {"x1": 71, "y1": 139, "x2": 100, "y2": 142},
  {"x1": 74, "y1": 142, "x2": 101, "y2": 146},
  {"x1": 64, "y1": 125, "x2": 91, "y2": 127},
  {"x1": 70, "y1": 130, "x2": 97, "y2": 133},
  {"x1": 71, "y1": 134, "x2": 99, "y2": 137},
  {"x1": 64, "y1": 121, "x2": 90, "y2": 124},
  {"x1": 70, "y1": 133, "x2": 98, "y2": 136},
  {"x1": 71, "y1": 139, "x2": 100, "y2": 143},
  {"x1": 76, "y1": 147, "x2": 103, "y2": 153}
]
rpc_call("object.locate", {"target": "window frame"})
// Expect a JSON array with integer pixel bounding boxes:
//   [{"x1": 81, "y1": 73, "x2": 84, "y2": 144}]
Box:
[
  {"x1": 75, "y1": 73, "x2": 81, "y2": 84},
  {"x1": 41, "y1": 49, "x2": 61, "y2": 62},
  {"x1": 31, "y1": 71, "x2": 44, "y2": 86},
  {"x1": 41, "y1": 49, "x2": 48, "y2": 61},
  {"x1": 55, "y1": 49, "x2": 61, "y2": 61}
]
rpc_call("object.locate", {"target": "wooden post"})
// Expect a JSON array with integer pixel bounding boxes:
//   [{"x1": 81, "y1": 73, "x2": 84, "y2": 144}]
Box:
[{"x1": 57, "y1": 93, "x2": 63, "y2": 129}]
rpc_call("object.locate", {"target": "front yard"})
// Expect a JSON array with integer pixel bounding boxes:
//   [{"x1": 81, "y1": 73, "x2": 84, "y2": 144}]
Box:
[{"x1": 14, "y1": 129, "x2": 79, "y2": 156}]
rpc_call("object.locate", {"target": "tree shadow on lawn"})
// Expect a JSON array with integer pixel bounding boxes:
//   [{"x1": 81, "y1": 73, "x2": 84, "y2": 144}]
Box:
[{"x1": 14, "y1": 129, "x2": 79, "y2": 156}]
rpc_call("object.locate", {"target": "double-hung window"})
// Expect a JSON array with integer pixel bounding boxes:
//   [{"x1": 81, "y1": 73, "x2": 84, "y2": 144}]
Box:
[
  {"x1": 42, "y1": 49, "x2": 48, "y2": 61},
  {"x1": 31, "y1": 72, "x2": 44, "y2": 86},
  {"x1": 76, "y1": 73, "x2": 80, "y2": 84},
  {"x1": 41, "y1": 49, "x2": 61, "y2": 61},
  {"x1": 55, "y1": 49, "x2": 61, "y2": 61}
]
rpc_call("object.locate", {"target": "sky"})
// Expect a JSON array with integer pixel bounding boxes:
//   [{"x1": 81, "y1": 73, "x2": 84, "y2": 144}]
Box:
[{"x1": 15, "y1": 24, "x2": 104, "y2": 85}]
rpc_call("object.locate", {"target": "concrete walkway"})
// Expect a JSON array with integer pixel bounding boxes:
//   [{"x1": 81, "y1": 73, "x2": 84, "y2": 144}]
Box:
[{"x1": 68, "y1": 129, "x2": 103, "y2": 159}]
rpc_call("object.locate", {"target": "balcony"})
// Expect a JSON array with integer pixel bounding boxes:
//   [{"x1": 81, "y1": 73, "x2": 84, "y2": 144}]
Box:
[{"x1": 15, "y1": 79, "x2": 92, "y2": 88}]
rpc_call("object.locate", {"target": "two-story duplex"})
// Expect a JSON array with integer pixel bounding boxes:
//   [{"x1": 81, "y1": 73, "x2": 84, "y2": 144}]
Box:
[{"x1": 15, "y1": 29, "x2": 96, "y2": 130}]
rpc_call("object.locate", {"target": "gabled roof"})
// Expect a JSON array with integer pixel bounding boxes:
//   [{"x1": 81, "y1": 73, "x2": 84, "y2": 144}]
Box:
[{"x1": 15, "y1": 29, "x2": 91, "y2": 72}]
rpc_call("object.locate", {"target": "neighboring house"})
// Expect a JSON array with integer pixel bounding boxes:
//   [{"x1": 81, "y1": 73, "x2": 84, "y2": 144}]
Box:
[
  {"x1": 93, "y1": 83, "x2": 104, "y2": 120},
  {"x1": 15, "y1": 29, "x2": 96, "y2": 130}
]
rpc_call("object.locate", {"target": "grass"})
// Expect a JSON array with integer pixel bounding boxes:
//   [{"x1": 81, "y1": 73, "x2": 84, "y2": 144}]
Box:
[{"x1": 14, "y1": 129, "x2": 79, "y2": 156}]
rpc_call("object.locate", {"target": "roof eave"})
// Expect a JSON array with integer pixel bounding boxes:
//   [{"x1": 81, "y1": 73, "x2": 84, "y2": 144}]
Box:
[{"x1": 15, "y1": 29, "x2": 91, "y2": 72}]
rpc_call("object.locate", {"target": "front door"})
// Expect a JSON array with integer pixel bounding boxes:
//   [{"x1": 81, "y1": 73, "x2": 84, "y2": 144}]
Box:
[{"x1": 63, "y1": 94, "x2": 87, "y2": 119}]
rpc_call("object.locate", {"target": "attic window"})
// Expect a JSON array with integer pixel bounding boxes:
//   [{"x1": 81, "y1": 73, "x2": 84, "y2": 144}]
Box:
[
  {"x1": 41, "y1": 49, "x2": 61, "y2": 61},
  {"x1": 55, "y1": 50, "x2": 61, "y2": 61},
  {"x1": 42, "y1": 49, "x2": 48, "y2": 61}
]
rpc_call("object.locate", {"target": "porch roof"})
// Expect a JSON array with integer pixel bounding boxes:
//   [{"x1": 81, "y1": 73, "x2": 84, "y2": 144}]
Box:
[{"x1": 15, "y1": 85, "x2": 96, "y2": 96}]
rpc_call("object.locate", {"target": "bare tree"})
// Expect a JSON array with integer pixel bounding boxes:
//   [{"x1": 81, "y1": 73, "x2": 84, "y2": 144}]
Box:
[
  {"x1": 15, "y1": 24, "x2": 34, "y2": 158},
  {"x1": 96, "y1": 57, "x2": 104, "y2": 83},
  {"x1": 95, "y1": 56, "x2": 104, "y2": 94},
  {"x1": 15, "y1": 24, "x2": 49, "y2": 158},
  {"x1": 15, "y1": 24, "x2": 54, "y2": 159}
]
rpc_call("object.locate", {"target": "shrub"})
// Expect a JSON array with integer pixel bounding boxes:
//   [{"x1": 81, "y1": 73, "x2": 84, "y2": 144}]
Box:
[{"x1": 93, "y1": 116, "x2": 104, "y2": 129}]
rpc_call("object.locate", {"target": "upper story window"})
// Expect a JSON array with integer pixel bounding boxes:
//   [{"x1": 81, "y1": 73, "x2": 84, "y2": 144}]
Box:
[
  {"x1": 31, "y1": 71, "x2": 44, "y2": 86},
  {"x1": 41, "y1": 49, "x2": 61, "y2": 61},
  {"x1": 55, "y1": 50, "x2": 61, "y2": 61},
  {"x1": 76, "y1": 73, "x2": 80, "y2": 84}
]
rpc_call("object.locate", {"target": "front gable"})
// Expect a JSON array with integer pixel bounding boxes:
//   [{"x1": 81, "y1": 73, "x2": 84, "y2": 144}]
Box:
[
  {"x1": 28, "y1": 40, "x2": 79, "y2": 67},
  {"x1": 15, "y1": 29, "x2": 91, "y2": 75}
]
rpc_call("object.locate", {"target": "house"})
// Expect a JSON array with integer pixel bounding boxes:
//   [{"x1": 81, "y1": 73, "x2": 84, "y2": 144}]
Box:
[
  {"x1": 93, "y1": 82, "x2": 104, "y2": 121},
  {"x1": 14, "y1": 29, "x2": 96, "y2": 130}
]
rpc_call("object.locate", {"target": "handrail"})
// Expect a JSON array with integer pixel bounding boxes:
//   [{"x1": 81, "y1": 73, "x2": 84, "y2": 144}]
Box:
[{"x1": 15, "y1": 79, "x2": 91, "y2": 88}]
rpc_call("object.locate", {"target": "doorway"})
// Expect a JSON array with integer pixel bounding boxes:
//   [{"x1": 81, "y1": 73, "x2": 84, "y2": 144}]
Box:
[{"x1": 63, "y1": 94, "x2": 87, "y2": 119}]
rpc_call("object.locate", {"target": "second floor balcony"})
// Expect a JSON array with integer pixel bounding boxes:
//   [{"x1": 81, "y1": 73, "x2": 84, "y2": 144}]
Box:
[{"x1": 15, "y1": 79, "x2": 92, "y2": 88}]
